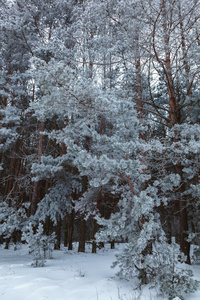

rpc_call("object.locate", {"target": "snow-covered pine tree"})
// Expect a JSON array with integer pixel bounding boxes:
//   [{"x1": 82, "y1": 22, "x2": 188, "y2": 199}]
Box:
[
  {"x1": 1, "y1": 1, "x2": 200, "y2": 298},
  {"x1": 67, "y1": 0, "x2": 200, "y2": 297},
  {"x1": 22, "y1": 223, "x2": 56, "y2": 267},
  {"x1": 0, "y1": 0, "x2": 34, "y2": 247},
  {"x1": 0, "y1": 0, "x2": 77, "y2": 247}
]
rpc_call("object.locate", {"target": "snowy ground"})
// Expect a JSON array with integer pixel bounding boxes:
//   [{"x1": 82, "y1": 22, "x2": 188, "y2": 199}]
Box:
[{"x1": 0, "y1": 243, "x2": 200, "y2": 300}]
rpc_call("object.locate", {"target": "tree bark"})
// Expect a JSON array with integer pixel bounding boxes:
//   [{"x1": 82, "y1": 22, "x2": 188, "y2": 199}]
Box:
[
  {"x1": 68, "y1": 209, "x2": 74, "y2": 250},
  {"x1": 92, "y1": 218, "x2": 97, "y2": 253},
  {"x1": 64, "y1": 213, "x2": 68, "y2": 247},
  {"x1": 54, "y1": 216, "x2": 61, "y2": 250},
  {"x1": 78, "y1": 217, "x2": 86, "y2": 253}
]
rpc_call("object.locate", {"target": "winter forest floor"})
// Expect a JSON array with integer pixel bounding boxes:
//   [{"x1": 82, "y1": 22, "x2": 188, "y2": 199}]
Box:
[{"x1": 0, "y1": 243, "x2": 200, "y2": 300}]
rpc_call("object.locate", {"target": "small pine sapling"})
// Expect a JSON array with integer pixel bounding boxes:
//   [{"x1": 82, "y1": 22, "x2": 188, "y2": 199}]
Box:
[
  {"x1": 22, "y1": 223, "x2": 56, "y2": 267},
  {"x1": 149, "y1": 238, "x2": 199, "y2": 299}
]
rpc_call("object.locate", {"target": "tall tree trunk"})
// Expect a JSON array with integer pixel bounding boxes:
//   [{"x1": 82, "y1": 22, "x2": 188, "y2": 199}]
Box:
[
  {"x1": 54, "y1": 216, "x2": 61, "y2": 250},
  {"x1": 68, "y1": 209, "x2": 74, "y2": 250},
  {"x1": 64, "y1": 213, "x2": 68, "y2": 247},
  {"x1": 92, "y1": 218, "x2": 97, "y2": 253},
  {"x1": 175, "y1": 165, "x2": 191, "y2": 264},
  {"x1": 161, "y1": 0, "x2": 177, "y2": 126},
  {"x1": 161, "y1": 0, "x2": 190, "y2": 262},
  {"x1": 135, "y1": 28, "x2": 143, "y2": 121},
  {"x1": 78, "y1": 218, "x2": 86, "y2": 253}
]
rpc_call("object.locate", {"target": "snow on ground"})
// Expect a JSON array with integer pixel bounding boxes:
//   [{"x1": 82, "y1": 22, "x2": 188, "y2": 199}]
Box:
[{"x1": 0, "y1": 243, "x2": 200, "y2": 300}]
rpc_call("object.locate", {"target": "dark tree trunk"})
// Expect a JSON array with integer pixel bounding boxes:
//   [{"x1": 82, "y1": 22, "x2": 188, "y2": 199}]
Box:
[
  {"x1": 176, "y1": 165, "x2": 190, "y2": 264},
  {"x1": 54, "y1": 216, "x2": 61, "y2": 250},
  {"x1": 68, "y1": 209, "x2": 74, "y2": 250},
  {"x1": 64, "y1": 214, "x2": 68, "y2": 247},
  {"x1": 180, "y1": 205, "x2": 190, "y2": 264},
  {"x1": 110, "y1": 240, "x2": 115, "y2": 249},
  {"x1": 44, "y1": 216, "x2": 51, "y2": 236},
  {"x1": 92, "y1": 218, "x2": 98, "y2": 253},
  {"x1": 4, "y1": 238, "x2": 10, "y2": 249},
  {"x1": 78, "y1": 217, "x2": 86, "y2": 253}
]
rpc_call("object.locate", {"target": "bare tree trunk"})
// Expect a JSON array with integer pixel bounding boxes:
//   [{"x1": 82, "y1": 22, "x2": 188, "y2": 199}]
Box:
[
  {"x1": 161, "y1": 0, "x2": 190, "y2": 262},
  {"x1": 78, "y1": 218, "x2": 86, "y2": 253},
  {"x1": 4, "y1": 238, "x2": 11, "y2": 250},
  {"x1": 161, "y1": 0, "x2": 177, "y2": 126},
  {"x1": 64, "y1": 213, "x2": 68, "y2": 247},
  {"x1": 54, "y1": 216, "x2": 61, "y2": 250},
  {"x1": 92, "y1": 219, "x2": 97, "y2": 253},
  {"x1": 68, "y1": 209, "x2": 74, "y2": 250},
  {"x1": 135, "y1": 28, "x2": 143, "y2": 121},
  {"x1": 175, "y1": 165, "x2": 191, "y2": 264}
]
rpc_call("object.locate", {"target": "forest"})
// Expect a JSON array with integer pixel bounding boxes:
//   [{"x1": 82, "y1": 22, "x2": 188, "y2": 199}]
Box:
[{"x1": 0, "y1": 0, "x2": 200, "y2": 298}]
